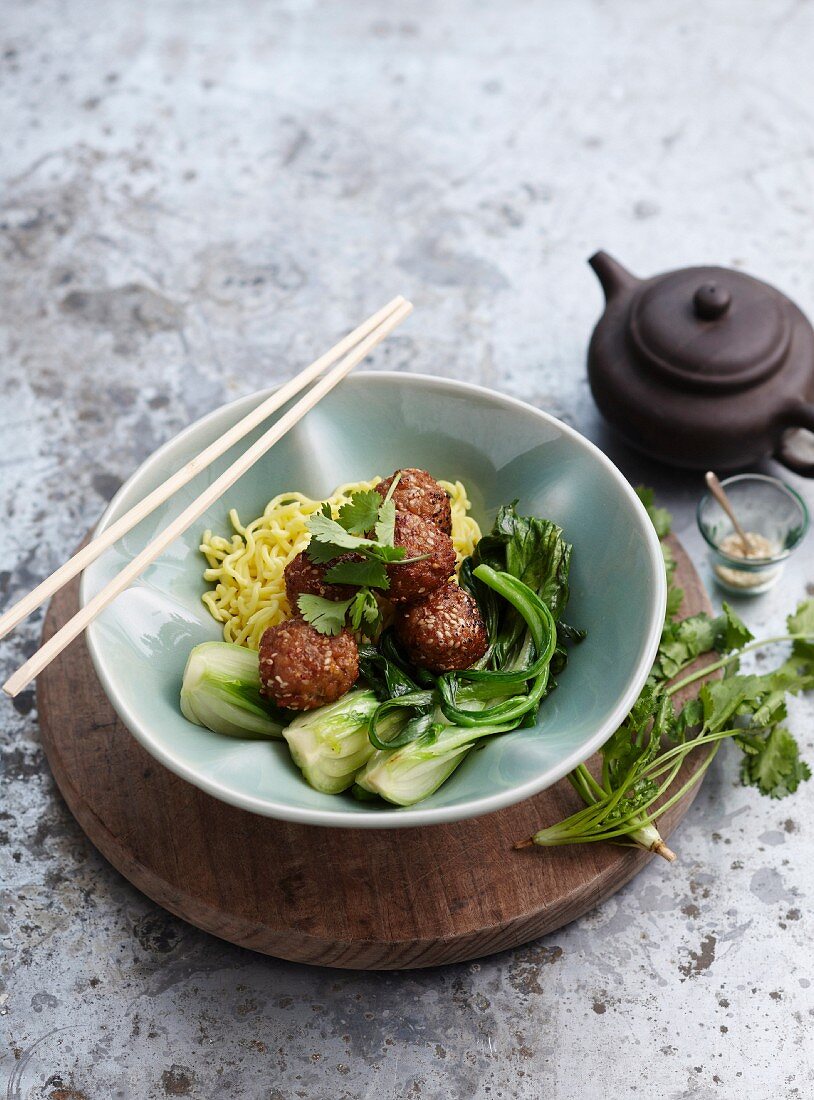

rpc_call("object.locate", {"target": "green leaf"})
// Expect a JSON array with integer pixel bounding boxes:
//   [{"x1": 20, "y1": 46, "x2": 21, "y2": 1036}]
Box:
[
  {"x1": 336, "y1": 490, "x2": 381, "y2": 536},
  {"x1": 653, "y1": 606, "x2": 754, "y2": 682},
  {"x1": 635, "y1": 486, "x2": 672, "y2": 539},
  {"x1": 661, "y1": 540, "x2": 677, "y2": 581},
  {"x1": 305, "y1": 510, "x2": 406, "y2": 568},
  {"x1": 788, "y1": 599, "x2": 814, "y2": 661},
  {"x1": 551, "y1": 560, "x2": 814, "y2": 850},
  {"x1": 297, "y1": 593, "x2": 353, "y2": 635},
  {"x1": 306, "y1": 511, "x2": 372, "y2": 552},
  {"x1": 501, "y1": 509, "x2": 572, "y2": 621},
  {"x1": 305, "y1": 539, "x2": 356, "y2": 565},
  {"x1": 719, "y1": 602, "x2": 753, "y2": 651},
  {"x1": 673, "y1": 696, "x2": 704, "y2": 741},
  {"x1": 665, "y1": 583, "x2": 684, "y2": 621},
  {"x1": 739, "y1": 726, "x2": 812, "y2": 798},
  {"x1": 325, "y1": 557, "x2": 390, "y2": 590},
  {"x1": 349, "y1": 590, "x2": 383, "y2": 638},
  {"x1": 368, "y1": 543, "x2": 406, "y2": 563},
  {"x1": 374, "y1": 498, "x2": 396, "y2": 547},
  {"x1": 602, "y1": 691, "x2": 671, "y2": 807},
  {"x1": 357, "y1": 639, "x2": 421, "y2": 701},
  {"x1": 700, "y1": 675, "x2": 763, "y2": 732}
]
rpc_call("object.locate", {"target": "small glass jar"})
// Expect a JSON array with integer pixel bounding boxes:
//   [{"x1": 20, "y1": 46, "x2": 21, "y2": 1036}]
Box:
[{"x1": 696, "y1": 474, "x2": 809, "y2": 596}]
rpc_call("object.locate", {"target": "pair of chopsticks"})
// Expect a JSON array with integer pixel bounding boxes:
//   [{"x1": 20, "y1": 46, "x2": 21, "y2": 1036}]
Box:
[{"x1": 1, "y1": 295, "x2": 413, "y2": 698}]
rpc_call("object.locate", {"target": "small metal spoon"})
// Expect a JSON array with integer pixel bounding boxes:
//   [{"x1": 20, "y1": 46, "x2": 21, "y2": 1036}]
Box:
[{"x1": 705, "y1": 471, "x2": 754, "y2": 555}]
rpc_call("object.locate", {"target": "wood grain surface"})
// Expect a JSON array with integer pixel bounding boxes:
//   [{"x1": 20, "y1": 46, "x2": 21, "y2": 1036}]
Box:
[{"x1": 36, "y1": 535, "x2": 712, "y2": 970}]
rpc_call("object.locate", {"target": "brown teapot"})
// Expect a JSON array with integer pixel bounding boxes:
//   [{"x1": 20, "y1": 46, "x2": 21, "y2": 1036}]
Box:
[{"x1": 587, "y1": 252, "x2": 814, "y2": 475}]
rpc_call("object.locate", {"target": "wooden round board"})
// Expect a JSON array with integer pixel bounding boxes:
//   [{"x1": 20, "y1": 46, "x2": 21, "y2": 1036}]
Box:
[{"x1": 37, "y1": 535, "x2": 711, "y2": 970}]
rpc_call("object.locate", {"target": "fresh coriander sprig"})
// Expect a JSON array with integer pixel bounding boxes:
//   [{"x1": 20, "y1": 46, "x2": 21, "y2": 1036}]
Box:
[
  {"x1": 518, "y1": 609, "x2": 814, "y2": 858},
  {"x1": 297, "y1": 480, "x2": 424, "y2": 637},
  {"x1": 517, "y1": 491, "x2": 814, "y2": 862}
]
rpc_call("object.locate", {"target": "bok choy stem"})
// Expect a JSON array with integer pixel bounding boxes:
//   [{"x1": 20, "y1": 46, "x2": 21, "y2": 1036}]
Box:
[{"x1": 180, "y1": 641, "x2": 287, "y2": 739}]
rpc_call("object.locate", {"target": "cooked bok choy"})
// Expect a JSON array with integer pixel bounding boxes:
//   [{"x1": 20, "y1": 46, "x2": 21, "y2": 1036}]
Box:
[
  {"x1": 284, "y1": 689, "x2": 396, "y2": 794},
  {"x1": 355, "y1": 716, "x2": 518, "y2": 805},
  {"x1": 354, "y1": 558, "x2": 571, "y2": 806},
  {"x1": 180, "y1": 641, "x2": 287, "y2": 739},
  {"x1": 180, "y1": 501, "x2": 582, "y2": 808}
]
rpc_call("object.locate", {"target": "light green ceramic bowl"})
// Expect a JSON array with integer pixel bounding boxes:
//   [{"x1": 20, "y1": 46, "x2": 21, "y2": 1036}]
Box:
[{"x1": 82, "y1": 373, "x2": 665, "y2": 828}]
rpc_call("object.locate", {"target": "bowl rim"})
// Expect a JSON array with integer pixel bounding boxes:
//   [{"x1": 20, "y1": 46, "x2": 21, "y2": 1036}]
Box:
[
  {"x1": 82, "y1": 370, "x2": 667, "y2": 829},
  {"x1": 696, "y1": 472, "x2": 810, "y2": 566}
]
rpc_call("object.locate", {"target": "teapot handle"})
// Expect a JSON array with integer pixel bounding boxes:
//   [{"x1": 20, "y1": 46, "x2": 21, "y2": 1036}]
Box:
[{"x1": 776, "y1": 400, "x2": 814, "y2": 476}]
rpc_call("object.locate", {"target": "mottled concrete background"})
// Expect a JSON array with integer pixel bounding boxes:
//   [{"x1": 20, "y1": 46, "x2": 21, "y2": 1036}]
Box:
[{"x1": 2, "y1": 1, "x2": 814, "y2": 1097}]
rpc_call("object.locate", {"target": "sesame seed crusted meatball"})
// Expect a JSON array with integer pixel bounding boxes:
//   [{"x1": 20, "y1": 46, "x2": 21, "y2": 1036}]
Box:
[
  {"x1": 375, "y1": 468, "x2": 452, "y2": 534},
  {"x1": 387, "y1": 510, "x2": 457, "y2": 604},
  {"x1": 259, "y1": 618, "x2": 359, "y2": 711},
  {"x1": 395, "y1": 583, "x2": 488, "y2": 673},
  {"x1": 284, "y1": 551, "x2": 358, "y2": 612}
]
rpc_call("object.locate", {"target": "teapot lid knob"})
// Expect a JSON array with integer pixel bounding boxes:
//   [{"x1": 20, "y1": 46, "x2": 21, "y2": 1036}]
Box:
[{"x1": 693, "y1": 282, "x2": 731, "y2": 320}]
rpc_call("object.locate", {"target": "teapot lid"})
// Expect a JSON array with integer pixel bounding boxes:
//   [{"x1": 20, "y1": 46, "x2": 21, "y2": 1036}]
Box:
[{"x1": 629, "y1": 266, "x2": 791, "y2": 392}]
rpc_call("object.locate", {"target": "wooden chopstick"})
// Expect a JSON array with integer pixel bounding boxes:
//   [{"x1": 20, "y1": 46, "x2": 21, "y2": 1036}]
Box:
[
  {"x1": 3, "y1": 298, "x2": 413, "y2": 698},
  {"x1": 0, "y1": 295, "x2": 406, "y2": 647}
]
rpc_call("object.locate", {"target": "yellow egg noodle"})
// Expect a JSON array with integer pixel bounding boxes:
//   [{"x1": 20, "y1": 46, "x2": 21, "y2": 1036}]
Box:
[{"x1": 200, "y1": 478, "x2": 482, "y2": 650}]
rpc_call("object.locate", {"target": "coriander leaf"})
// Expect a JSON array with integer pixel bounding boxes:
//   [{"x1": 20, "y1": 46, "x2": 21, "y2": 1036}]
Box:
[
  {"x1": 666, "y1": 583, "x2": 684, "y2": 621},
  {"x1": 349, "y1": 589, "x2": 382, "y2": 638},
  {"x1": 602, "y1": 692, "x2": 671, "y2": 808},
  {"x1": 788, "y1": 598, "x2": 814, "y2": 635},
  {"x1": 325, "y1": 557, "x2": 390, "y2": 589},
  {"x1": 769, "y1": 656, "x2": 814, "y2": 696},
  {"x1": 374, "y1": 498, "x2": 396, "y2": 547},
  {"x1": 661, "y1": 540, "x2": 677, "y2": 581},
  {"x1": 719, "y1": 602, "x2": 754, "y2": 651},
  {"x1": 673, "y1": 696, "x2": 704, "y2": 741},
  {"x1": 788, "y1": 599, "x2": 814, "y2": 661},
  {"x1": 654, "y1": 614, "x2": 719, "y2": 681},
  {"x1": 320, "y1": 501, "x2": 332, "y2": 519},
  {"x1": 653, "y1": 606, "x2": 754, "y2": 682},
  {"x1": 306, "y1": 539, "x2": 360, "y2": 565},
  {"x1": 739, "y1": 726, "x2": 812, "y2": 798},
  {"x1": 306, "y1": 511, "x2": 408, "y2": 567},
  {"x1": 362, "y1": 593, "x2": 381, "y2": 624},
  {"x1": 368, "y1": 544, "x2": 406, "y2": 563},
  {"x1": 306, "y1": 511, "x2": 372, "y2": 552},
  {"x1": 336, "y1": 490, "x2": 381, "y2": 536},
  {"x1": 700, "y1": 675, "x2": 762, "y2": 732},
  {"x1": 297, "y1": 593, "x2": 353, "y2": 635},
  {"x1": 636, "y1": 485, "x2": 672, "y2": 539}
]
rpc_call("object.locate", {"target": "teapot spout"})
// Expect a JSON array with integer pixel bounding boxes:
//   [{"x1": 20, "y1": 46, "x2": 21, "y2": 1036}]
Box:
[{"x1": 589, "y1": 251, "x2": 639, "y2": 301}]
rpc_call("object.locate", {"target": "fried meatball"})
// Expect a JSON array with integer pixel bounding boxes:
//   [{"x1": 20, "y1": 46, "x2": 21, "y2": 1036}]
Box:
[
  {"x1": 259, "y1": 618, "x2": 359, "y2": 710},
  {"x1": 284, "y1": 550, "x2": 357, "y2": 612},
  {"x1": 375, "y1": 468, "x2": 452, "y2": 534},
  {"x1": 386, "y1": 510, "x2": 457, "y2": 604},
  {"x1": 395, "y1": 583, "x2": 488, "y2": 673}
]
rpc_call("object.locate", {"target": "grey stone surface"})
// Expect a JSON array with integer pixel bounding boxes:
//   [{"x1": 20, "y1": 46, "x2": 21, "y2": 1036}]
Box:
[{"x1": 1, "y1": 0, "x2": 814, "y2": 1096}]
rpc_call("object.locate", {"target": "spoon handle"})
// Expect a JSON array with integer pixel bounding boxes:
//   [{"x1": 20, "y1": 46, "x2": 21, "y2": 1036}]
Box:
[{"x1": 705, "y1": 472, "x2": 753, "y2": 555}]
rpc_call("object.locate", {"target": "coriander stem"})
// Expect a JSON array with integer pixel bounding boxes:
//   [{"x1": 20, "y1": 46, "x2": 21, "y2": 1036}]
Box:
[
  {"x1": 667, "y1": 633, "x2": 811, "y2": 696},
  {"x1": 573, "y1": 762, "x2": 606, "y2": 801},
  {"x1": 568, "y1": 766, "x2": 599, "y2": 806},
  {"x1": 381, "y1": 470, "x2": 402, "y2": 506},
  {"x1": 646, "y1": 745, "x2": 720, "y2": 822}
]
